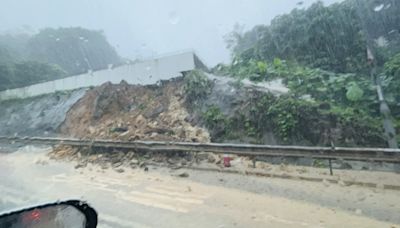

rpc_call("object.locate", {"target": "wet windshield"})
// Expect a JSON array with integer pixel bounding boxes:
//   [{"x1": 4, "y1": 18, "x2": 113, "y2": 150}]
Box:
[{"x1": 0, "y1": 1, "x2": 399, "y2": 227}]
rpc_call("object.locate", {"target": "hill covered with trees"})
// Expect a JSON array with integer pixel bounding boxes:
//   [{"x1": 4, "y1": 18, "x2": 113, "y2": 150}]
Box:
[
  {"x1": 213, "y1": 0, "x2": 400, "y2": 146},
  {"x1": 0, "y1": 27, "x2": 122, "y2": 91}
]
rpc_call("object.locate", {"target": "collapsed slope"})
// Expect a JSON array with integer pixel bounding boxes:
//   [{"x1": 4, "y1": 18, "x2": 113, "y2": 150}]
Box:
[
  {"x1": 0, "y1": 70, "x2": 387, "y2": 147},
  {"x1": 59, "y1": 79, "x2": 210, "y2": 142}
]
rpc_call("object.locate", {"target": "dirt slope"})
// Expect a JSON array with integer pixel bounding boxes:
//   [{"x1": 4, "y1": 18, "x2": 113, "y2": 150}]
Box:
[{"x1": 60, "y1": 80, "x2": 210, "y2": 142}]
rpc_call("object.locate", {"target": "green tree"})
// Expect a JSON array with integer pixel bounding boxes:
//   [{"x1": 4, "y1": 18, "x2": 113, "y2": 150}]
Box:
[
  {"x1": 229, "y1": 0, "x2": 400, "y2": 74},
  {"x1": 27, "y1": 27, "x2": 121, "y2": 75},
  {"x1": 0, "y1": 61, "x2": 66, "y2": 91}
]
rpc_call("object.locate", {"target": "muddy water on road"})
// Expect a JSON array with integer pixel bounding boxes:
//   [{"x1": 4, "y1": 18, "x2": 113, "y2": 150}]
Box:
[{"x1": 0, "y1": 146, "x2": 398, "y2": 228}]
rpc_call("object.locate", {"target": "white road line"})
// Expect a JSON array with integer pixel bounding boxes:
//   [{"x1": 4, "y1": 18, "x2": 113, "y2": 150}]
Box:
[
  {"x1": 115, "y1": 192, "x2": 189, "y2": 213},
  {"x1": 130, "y1": 190, "x2": 203, "y2": 204},
  {"x1": 146, "y1": 186, "x2": 209, "y2": 199},
  {"x1": 100, "y1": 213, "x2": 152, "y2": 228}
]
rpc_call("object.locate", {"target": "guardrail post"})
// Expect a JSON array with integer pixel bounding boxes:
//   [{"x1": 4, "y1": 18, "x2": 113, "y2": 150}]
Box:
[
  {"x1": 329, "y1": 142, "x2": 335, "y2": 175},
  {"x1": 328, "y1": 159, "x2": 333, "y2": 176}
]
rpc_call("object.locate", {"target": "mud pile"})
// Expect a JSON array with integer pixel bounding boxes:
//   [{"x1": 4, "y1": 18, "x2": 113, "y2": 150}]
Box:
[{"x1": 60, "y1": 80, "x2": 210, "y2": 143}]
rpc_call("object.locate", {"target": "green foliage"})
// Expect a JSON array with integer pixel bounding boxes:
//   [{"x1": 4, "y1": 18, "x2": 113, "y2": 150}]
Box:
[
  {"x1": 384, "y1": 53, "x2": 400, "y2": 104},
  {"x1": 0, "y1": 33, "x2": 30, "y2": 61},
  {"x1": 346, "y1": 82, "x2": 364, "y2": 101},
  {"x1": 202, "y1": 105, "x2": 233, "y2": 140},
  {"x1": 203, "y1": 106, "x2": 228, "y2": 129},
  {"x1": 0, "y1": 27, "x2": 122, "y2": 91},
  {"x1": 228, "y1": 1, "x2": 365, "y2": 73},
  {"x1": 227, "y1": 0, "x2": 400, "y2": 74},
  {"x1": 213, "y1": 58, "x2": 290, "y2": 82},
  {"x1": 27, "y1": 27, "x2": 121, "y2": 75},
  {"x1": 267, "y1": 97, "x2": 305, "y2": 141},
  {"x1": 213, "y1": 0, "x2": 399, "y2": 146},
  {"x1": 0, "y1": 61, "x2": 66, "y2": 91},
  {"x1": 184, "y1": 70, "x2": 212, "y2": 105}
]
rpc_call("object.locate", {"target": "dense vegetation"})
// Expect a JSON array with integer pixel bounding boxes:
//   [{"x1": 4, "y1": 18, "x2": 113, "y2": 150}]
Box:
[
  {"x1": 0, "y1": 27, "x2": 121, "y2": 90},
  {"x1": 213, "y1": 0, "x2": 400, "y2": 146},
  {"x1": 27, "y1": 28, "x2": 121, "y2": 75}
]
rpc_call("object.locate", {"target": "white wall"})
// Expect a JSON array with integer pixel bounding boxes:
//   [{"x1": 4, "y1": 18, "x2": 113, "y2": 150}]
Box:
[{"x1": 0, "y1": 51, "x2": 197, "y2": 101}]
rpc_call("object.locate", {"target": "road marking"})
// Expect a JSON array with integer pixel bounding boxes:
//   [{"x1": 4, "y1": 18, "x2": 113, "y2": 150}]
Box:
[
  {"x1": 129, "y1": 190, "x2": 204, "y2": 204},
  {"x1": 115, "y1": 192, "x2": 189, "y2": 213},
  {"x1": 100, "y1": 213, "x2": 152, "y2": 228},
  {"x1": 263, "y1": 214, "x2": 310, "y2": 226},
  {"x1": 146, "y1": 186, "x2": 209, "y2": 199}
]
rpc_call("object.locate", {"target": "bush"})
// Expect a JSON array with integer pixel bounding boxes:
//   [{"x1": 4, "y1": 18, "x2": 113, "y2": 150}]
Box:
[{"x1": 184, "y1": 70, "x2": 212, "y2": 105}]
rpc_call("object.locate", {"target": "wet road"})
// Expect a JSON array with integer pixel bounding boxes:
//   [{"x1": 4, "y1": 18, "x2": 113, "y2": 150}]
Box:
[{"x1": 0, "y1": 146, "x2": 399, "y2": 227}]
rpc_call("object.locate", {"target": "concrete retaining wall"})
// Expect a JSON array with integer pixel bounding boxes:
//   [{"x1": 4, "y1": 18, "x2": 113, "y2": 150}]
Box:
[{"x1": 0, "y1": 51, "x2": 197, "y2": 101}]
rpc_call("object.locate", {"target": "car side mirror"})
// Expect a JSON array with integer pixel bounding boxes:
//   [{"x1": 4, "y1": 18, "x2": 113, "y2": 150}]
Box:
[{"x1": 0, "y1": 200, "x2": 97, "y2": 228}]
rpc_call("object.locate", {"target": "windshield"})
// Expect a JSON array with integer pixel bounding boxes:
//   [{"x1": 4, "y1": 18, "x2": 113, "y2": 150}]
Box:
[{"x1": 0, "y1": 1, "x2": 399, "y2": 227}]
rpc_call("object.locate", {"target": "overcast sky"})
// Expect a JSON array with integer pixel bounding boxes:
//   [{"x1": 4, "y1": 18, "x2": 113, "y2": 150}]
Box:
[{"x1": 0, "y1": 0, "x2": 341, "y2": 66}]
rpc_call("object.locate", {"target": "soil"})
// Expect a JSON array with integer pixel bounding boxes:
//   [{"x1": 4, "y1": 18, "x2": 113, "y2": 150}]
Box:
[{"x1": 60, "y1": 80, "x2": 210, "y2": 143}]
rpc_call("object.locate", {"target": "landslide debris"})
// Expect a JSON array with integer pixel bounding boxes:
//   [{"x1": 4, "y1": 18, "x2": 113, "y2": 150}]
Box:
[
  {"x1": 48, "y1": 145, "x2": 223, "y2": 171},
  {"x1": 59, "y1": 79, "x2": 210, "y2": 143}
]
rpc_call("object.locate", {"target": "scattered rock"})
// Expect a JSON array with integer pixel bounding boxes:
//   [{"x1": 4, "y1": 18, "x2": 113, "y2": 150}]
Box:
[
  {"x1": 196, "y1": 152, "x2": 220, "y2": 164},
  {"x1": 139, "y1": 161, "x2": 147, "y2": 168},
  {"x1": 177, "y1": 172, "x2": 189, "y2": 178},
  {"x1": 75, "y1": 162, "x2": 87, "y2": 169},
  {"x1": 357, "y1": 195, "x2": 366, "y2": 202},
  {"x1": 167, "y1": 158, "x2": 179, "y2": 165},
  {"x1": 115, "y1": 168, "x2": 125, "y2": 173},
  {"x1": 338, "y1": 180, "x2": 350, "y2": 187},
  {"x1": 143, "y1": 104, "x2": 166, "y2": 118},
  {"x1": 35, "y1": 159, "x2": 49, "y2": 165},
  {"x1": 180, "y1": 160, "x2": 188, "y2": 166},
  {"x1": 112, "y1": 162, "x2": 123, "y2": 168},
  {"x1": 110, "y1": 127, "x2": 128, "y2": 133},
  {"x1": 130, "y1": 159, "x2": 139, "y2": 165}
]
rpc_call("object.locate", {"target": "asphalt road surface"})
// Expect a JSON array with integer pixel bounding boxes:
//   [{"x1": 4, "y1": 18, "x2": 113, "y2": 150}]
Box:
[{"x1": 0, "y1": 145, "x2": 399, "y2": 228}]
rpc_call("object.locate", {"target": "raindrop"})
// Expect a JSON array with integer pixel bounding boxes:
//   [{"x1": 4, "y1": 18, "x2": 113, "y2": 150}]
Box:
[
  {"x1": 374, "y1": 4, "x2": 384, "y2": 12},
  {"x1": 384, "y1": 4, "x2": 391, "y2": 9},
  {"x1": 168, "y1": 11, "x2": 180, "y2": 25},
  {"x1": 79, "y1": 37, "x2": 85, "y2": 40},
  {"x1": 55, "y1": 38, "x2": 60, "y2": 42},
  {"x1": 146, "y1": 66, "x2": 151, "y2": 71}
]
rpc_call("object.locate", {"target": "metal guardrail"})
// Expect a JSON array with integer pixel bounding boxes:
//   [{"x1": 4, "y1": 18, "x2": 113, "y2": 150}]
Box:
[{"x1": 1, "y1": 136, "x2": 400, "y2": 163}]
